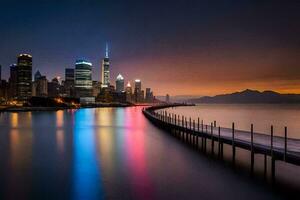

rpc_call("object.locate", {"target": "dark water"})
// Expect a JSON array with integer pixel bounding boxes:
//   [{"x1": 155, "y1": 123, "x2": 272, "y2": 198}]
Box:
[{"x1": 0, "y1": 107, "x2": 289, "y2": 199}]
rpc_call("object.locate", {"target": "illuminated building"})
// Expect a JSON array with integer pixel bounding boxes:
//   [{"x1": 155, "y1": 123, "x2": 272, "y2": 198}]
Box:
[
  {"x1": 116, "y1": 74, "x2": 124, "y2": 93},
  {"x1": 134, "y1": 79, "x2": 142, "y2": 102},
  {"x1": 17, "y1": 54, "x2": 32, "y2": 100},
  {"x1": 75, "y1": 59, "x2": 94, "y2": 102},
  {"x1": 101, "y1": 44, "x2": 110, "y2": 88},
  {"x1": 125, "y1": 81, "x2": 132, "y2": 102}
]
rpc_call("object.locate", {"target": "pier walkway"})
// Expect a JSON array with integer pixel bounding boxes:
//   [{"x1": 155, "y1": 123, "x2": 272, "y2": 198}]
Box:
[{"x1": 143, "y1": 104, "x2": 300, "y2": 182}]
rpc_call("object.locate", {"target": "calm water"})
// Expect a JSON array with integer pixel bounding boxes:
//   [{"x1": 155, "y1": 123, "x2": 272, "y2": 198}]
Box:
[
  {"x1": 0, "y1": 107, "x2": 294, "y2": 199},
  {"x1": 164, "y1": 104, "x2": 300, "y2": 139}
]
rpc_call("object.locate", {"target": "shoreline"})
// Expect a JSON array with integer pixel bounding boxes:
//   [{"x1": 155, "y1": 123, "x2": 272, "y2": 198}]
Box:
[{"x1": 0, "y1": 102, "x2": 162, "y2": 112}]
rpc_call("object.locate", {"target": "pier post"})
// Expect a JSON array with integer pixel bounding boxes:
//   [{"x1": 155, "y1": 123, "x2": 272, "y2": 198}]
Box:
[
  {"x1": 193, "y1": 120, "x2": 195, "y2": 145},
  {"x1": 204, "y1": 124, "x2": 208, "y2": 153},
  {"x1": 214, "y1": 120, "x2": 216, "y2": 127},
  {"x1": 218, "y1": 126, "x2": 221, "y2": 158},
  {"x1": 182, "y1": 116, "x2": 184, "y2": 139},
  {"x1": 201, "y1": 120, "x2": 204, "y2": 150},
  {"x1": 185, "y1": 118, "x2": 188, "y2": 142},
  {"x1": 284, "y1": 127, "x2": 287, "y2": 162},
  {"x1": 165, "y1": 111, "x2": 167, "y2": 122},
  {"x1": 189, "y1": 117, "x2": 192, "y2": 143},
  {"x1": 264, "y1": 154, "x2": 267, "y2": 179},
  {"x1": 197, "y1": 118, "x2": 199, "y2": 147},
  {"x1": 232, "y1": 123, "x2": 235, "y2": 167},
  {"x1": 174, "y1": 114, "x2": 177, "y2": 136},
  {"x1": 211, "y1": 123, "x2": 214, "y2": 155},
  {"x1": 251, "y1": 124, "x2": 254, "y2": 176},
  {"x1": 271, "y1": 125, "x2": 275, "y2": 183}
]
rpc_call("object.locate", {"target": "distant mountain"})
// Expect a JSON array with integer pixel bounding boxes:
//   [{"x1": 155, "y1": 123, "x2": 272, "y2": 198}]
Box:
[{"x1": 187, "y1": 89, "x2": 300, "y2": 104}]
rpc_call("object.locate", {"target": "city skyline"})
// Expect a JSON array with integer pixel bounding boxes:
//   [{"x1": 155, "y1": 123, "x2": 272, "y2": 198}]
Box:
[{"x1": 0, "y1": 1, "x2": 299, "y2": 96}]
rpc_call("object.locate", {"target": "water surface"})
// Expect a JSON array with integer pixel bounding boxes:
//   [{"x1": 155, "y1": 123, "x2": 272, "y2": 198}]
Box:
[{"x1": 0, "y1": 107, "x2": 290, "y2": 199}]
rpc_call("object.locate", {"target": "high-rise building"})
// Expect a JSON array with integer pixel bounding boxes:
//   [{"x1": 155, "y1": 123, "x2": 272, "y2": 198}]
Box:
[
  {"x1": 125, "y1": 81, "x2": 132, "y2": 102},
  {"x1": 115, "y1": 74, "x2": 124, "y2": 93},
  {"x1": 64, "y1": 68, "x2": 75, "y2": 97},
  {"x1": 145, "y1": 88, "x2": 154, "y2": 103},
  {"x1": 8, "y1": 64, "x2": 18, "y2": 99},
  {"x1": 92, "y1": 81, "x2": 101, "y2": 97},
  {"x1": 34, "y1": 70, "x2": 42, "y2": 81},
  {"x1": 0, "y1": 80, "x2": 8, "y2": 101},
  {"x1": 101, "y1": 44, "x2": 110, "y2": 88},
  {"x1": 17, "y1": 54, "x2": 32, "y2": 100},
  {"x1": 134, "y1": 79, "x2": 142, "y2": 102},
  {"x1": 0, "y1": 65, "x2": 2, "y2": 81},
  {"x1": 48, "y1": 77, "x2": 61, "y2": 97},
  {"x1": 36, "y1": 76, "x2": 48, "y2": 97},
  {"x1": 75, "y1": 59, "x2": 93, "y2": 98}
]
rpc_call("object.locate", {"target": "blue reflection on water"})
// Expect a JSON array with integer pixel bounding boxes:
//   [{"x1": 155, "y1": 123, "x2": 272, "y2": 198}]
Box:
[{"x1": 73, "y1": 109, "x2": 103, "y2": 200}]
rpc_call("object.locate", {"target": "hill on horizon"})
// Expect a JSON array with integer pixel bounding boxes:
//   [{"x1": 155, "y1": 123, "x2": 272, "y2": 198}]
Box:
[{"x1": 187, "y1": 89, "x2": 300, "y2": 104}]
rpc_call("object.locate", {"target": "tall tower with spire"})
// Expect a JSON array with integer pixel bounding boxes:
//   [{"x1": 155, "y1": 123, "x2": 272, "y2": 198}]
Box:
[{"x1": 101, "y1": 43, "x2": 110, "y2": 88}]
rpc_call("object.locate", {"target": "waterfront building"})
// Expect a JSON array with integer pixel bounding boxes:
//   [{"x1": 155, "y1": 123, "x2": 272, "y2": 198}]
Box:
[
  {"x1": 125, "y1": 81, "x2": 132, "y2": 102},
  {"x1": 116, "y1": 74, "x2": 124, "y2": 93},
  {"x1": 134, "y1": 79, "x2": 142, "y2": 102},
  {"x1": 75, "y1": 59, "x2": 94, "y2": 103},
  {"x1": 8, "y1": 64, "x2": 18, "y2": 99},
  {"x1": 36, "y1": 76, "x2": 48, "y2": 97},
  {"x1": 0, "y1": 80, "x2": 8, "y2": 102},
  {"x1": 101, "y1": 44, "x2": 110, "y2": 88},
  {"x1": 145, "y1": 88, "x2": 154, "y2": 103},
  {"x1": 17, "y1": 54, "x2": 32, "y2": 100},
  {"x1": 92, "y1": 81, "x2": 101, "y2": 97},
  {"x1": 48, "y1": 77, "x2": 61, "y2": 97},
  {"x1": 64, "y1": 68, "x2": 75, "y2": 97},
  {"x1": 32, "y1": 81, "x2": 37, "y2": 97}
]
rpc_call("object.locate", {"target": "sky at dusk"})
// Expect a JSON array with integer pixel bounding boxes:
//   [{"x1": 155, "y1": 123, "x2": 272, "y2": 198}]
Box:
[{"x1": 0, "y1": 0, "x2": 299, "y2": 96}]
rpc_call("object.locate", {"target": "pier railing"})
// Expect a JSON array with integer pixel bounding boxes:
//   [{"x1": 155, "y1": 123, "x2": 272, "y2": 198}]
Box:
[{"x1": 142, "y1": 104, "x2": 300, "y2": 182}]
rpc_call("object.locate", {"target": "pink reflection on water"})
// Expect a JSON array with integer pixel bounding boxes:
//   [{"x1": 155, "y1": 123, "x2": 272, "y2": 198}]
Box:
[{"x1": 124, "y1": 107, "x2": 154, "y2": 199}]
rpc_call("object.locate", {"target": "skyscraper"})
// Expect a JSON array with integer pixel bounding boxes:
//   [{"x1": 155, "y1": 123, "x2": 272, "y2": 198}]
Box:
[
  {"x1": 17, "y1": 54, "x2": 32, "y2": 100},
  {"x1": 64, "y1": 68, "x2": 75, "y2": 97},
  {"x1": 75, "y1": 59, "x2": 93, "y2": 98},
  {"x1": 115, "y1": 74, "x2": 124, "y2": 93},
  {"x1": 34, "y1": 70, "x2": 42, "y2": 81},
  {"x1": 0, "y1": 65, "x2": 2, "y2": 81},
  {"x1": 145, "y1": 88, "x2": 154, "y2": 103},
  {"x1": 9, "y1": 64, "x2": 18, "y2": 99},
  {"x1": 134, "y1": 79, "x2": 142, "y2": 102},
  {"x1": 101, "y1": 44, "x2": 110, "y2": 88},
  {"x1": 125, "y1": 81, "x2": 132, "y2": 102}
]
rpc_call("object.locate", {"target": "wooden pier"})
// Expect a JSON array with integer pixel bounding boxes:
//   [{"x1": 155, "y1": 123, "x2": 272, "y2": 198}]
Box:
[{"x1": 142, "y1": 104, "x2": 300, "y2": 183}]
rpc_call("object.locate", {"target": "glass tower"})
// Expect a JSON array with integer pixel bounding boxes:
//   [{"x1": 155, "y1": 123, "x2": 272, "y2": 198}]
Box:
[
  {"x1": 17, "y1": 54, "x2": 32, "y2": 100},
  {"x1": 101, "y1": 44, "x2": 110, "y2": 88},
  {"x1": 75, "y1": 60, "x2": 93, "y2": 97}
]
